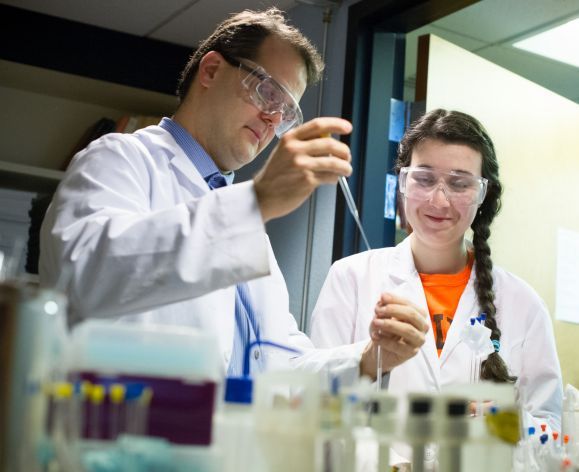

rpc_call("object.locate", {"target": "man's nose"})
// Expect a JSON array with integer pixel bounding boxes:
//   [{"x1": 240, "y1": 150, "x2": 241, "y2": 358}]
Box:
[{"x1": 261, "y1": 110, "x2": 284, "y2": 128}]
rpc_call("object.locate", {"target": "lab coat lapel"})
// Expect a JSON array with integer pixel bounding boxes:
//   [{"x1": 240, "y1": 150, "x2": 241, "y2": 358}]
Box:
[
  {"x1": 388, "y1": 238, "x2": 441, "y2": 389},
  {"x1": 169, "y1": 152, "x2": 209, "y2": 192},
  {"x1": 439, "y1": 267, "x2": 479, "y2": 367},
  {"x1": 144, "y1": 126, "x2": 209, "y2": 192}
]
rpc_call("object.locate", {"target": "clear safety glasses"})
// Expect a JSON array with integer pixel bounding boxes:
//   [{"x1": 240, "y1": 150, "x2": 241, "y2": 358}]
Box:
[
  {"x1": 399, "y1": 166, "x2": 488, "y2": 207},
  {"x1": 220, "y1": 53, "x2": 303, "y2": 137}
]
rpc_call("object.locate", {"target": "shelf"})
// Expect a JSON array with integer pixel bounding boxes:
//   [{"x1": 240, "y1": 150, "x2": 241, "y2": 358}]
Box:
[
  {"x1": 0, "y1": 59, "x2": 178, "y2": 116},
  {"x1": 0, "y1": 161, "x2": 64, "y2": 194}
]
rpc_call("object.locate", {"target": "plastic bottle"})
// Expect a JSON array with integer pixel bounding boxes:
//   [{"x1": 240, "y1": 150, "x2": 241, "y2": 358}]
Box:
[
  {"x1": 368, "y1": 391, "x2": 398, "y2": 471},
  {"x1": 404, "y1": 394, "x2": 436, "y2": 472},
  {"x1": 315, "y1": 375, "x2": 350, "y2": 472},
  {"x1": 213, "y1": 375, "x2": 265, "y2": 472},
  {"x1": 216, "y1": 339, "x2": 300, "y2": 472},
  {"x1": 437, "y1": 396, "x2": 469, "y2": 472}
]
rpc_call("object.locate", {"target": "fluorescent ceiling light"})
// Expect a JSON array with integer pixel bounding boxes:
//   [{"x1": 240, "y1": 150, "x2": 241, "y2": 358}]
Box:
[{"x1": 513, "y1": 17, "x2": 579, "y2": 68}]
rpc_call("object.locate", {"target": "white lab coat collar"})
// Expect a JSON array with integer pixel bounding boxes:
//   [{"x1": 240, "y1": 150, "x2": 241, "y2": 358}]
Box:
[
  {"x1": 386, "y1": 236, "x2": 480, "y2": 389},
  {"x1": 139, "y1": 126, "x2": 210, "y2": 193}
]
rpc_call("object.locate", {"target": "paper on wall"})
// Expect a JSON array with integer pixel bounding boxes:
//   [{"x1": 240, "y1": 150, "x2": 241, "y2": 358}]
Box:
[{"x1": 555, "y1": 227, "x2": 579, "y2": 324}]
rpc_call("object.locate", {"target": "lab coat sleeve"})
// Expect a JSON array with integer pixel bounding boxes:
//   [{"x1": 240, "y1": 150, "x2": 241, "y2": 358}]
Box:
[
  {"x1": 40, "y1": 134, "x2": 270, "y2": 320},
  {"x1": 253, "y1": 252, "x2": 365, "y2": 386},
  {"x1": 289, "y1": 258, "x2": 368, "y2": 386},
  {"x1": 286, "y1": 309, "x2": 367, "y2": 387},
  {"x1": 309, "y1": 258, "x2": 360, "y2": 347},
  {"x1": 517, "y1": 297, "x2": 563, "y2": 433}
]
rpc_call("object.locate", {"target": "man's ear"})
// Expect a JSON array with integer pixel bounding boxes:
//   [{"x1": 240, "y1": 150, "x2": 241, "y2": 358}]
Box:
[{"x1": 198, "y1": 51, "x2": 223, "y2": 89}]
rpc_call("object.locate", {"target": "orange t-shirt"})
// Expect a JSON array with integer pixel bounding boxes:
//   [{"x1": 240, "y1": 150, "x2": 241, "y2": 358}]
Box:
[{"x1": 419, "y1": 254, "x2": 474, "y2": 357}]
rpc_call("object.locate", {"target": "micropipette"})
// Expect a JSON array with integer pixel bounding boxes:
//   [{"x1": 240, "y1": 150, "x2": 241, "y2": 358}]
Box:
[
  {"x1": 339, "y1": 176, "x2": 381, "y2": 389},
  {"x1": 338, "y1": 176, "x2": 371, "y2": 251},
  {"x1": 320, "y1": 133, "x2": 371, "y2": 252},
  {"x1": 322, "y1": 134, "x2": 378, "y2": 387},
  {"x1": 338, "y1": 180, "x2": 381, "y2": 390}
]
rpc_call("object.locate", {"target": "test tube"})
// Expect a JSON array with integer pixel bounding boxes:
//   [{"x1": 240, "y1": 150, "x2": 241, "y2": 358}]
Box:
[
  {"x1": 108, "y1": 383, "x2": 126, "y2": 440},
  {"x1": 135, "y1": 387, "x2": 153, "y2": 435},
  {"x1": 125, "y1": 385, "x2": 153, "y2": 436},
  {"x1": 52, "y1": 382, "x2": 74, "y2": 439},
  {"x1": 89, "y1": 384, "x2": 105, "y2": 439},
  {"x1": 70, "y1": 381, "x2": 91, "y2": 440}
]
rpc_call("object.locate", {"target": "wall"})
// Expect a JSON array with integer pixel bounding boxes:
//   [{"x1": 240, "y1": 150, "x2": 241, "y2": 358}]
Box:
[{"x1": 425, "y1": 35, "x2": 579, "y2": 387}]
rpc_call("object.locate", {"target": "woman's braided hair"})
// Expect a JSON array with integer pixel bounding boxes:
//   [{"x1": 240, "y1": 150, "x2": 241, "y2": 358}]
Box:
[{"x1": 395, "y1": 109, "x2": 515, "y2": 383}]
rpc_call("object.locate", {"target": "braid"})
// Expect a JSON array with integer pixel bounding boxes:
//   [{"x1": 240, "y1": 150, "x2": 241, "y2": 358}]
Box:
[{"x1": 472, "y1": 197, "x2": 516, "y2": 383}]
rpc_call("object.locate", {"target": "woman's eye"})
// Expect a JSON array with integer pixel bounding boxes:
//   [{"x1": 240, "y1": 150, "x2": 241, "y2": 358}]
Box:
[
  {"x1": 449, "y1": 178, "x2": 473, "y2": 190},
  {"x1": 414, "y1": 174, "x2": 435, "y2": 186}
]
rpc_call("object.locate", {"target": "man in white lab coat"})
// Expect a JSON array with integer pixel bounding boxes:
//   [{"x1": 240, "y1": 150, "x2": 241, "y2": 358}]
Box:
[{"x1": 40, "y1": 8, "x2": 428, "y2": 381}]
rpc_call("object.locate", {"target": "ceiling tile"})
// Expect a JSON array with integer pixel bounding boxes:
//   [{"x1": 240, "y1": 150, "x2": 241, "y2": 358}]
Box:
[
  {"x1": 434, "y1": 0, "x2": 579, "y2": 44},
  {"x1": 0, "y1": 0, "x2": 194, "y2": 36},
  {"x1": 150, "y1": 0, "x2": 298, "y2": 47}
]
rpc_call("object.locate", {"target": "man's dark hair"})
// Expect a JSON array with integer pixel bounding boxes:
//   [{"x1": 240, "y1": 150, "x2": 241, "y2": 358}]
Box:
[{"x1": 176, "y1": 8, "x2": 324, "y2": 102}]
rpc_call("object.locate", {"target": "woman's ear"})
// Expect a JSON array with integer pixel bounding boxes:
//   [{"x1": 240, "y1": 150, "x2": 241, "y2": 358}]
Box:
[{"x1": 198, "y1": 51, "x2": 223, "y2": 89}]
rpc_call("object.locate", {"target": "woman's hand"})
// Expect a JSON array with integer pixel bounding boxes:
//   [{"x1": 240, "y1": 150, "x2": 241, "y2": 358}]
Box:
[{"x1": 360, "y1": 292, "x2": 429, "y2": 380}]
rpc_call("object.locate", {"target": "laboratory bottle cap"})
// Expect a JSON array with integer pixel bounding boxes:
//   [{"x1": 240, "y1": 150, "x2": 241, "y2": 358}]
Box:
[
  {"x1": 540, "y1": 433, "x2": 548, "y2": 444},
  {"x1": 410, "y1": 398, "x2": 431, "y2": 415},
  {"x1": 124, "y1": 383, "x2": 145, "y2": 401},
  {"x1": 447, "y1": 401, "x2": 468, "y2": 416},
  {"x1": 225, "y1": 376, "x2": 253, "y2": 404},
  {"x1": 528, "y1": 426, "x2": 536, "y2": 435}
]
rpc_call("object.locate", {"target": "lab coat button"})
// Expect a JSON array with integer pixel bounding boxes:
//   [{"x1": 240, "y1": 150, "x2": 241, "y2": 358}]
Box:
[{"x1": 254, "y1": 350, "x2": 260, "y2": 360}]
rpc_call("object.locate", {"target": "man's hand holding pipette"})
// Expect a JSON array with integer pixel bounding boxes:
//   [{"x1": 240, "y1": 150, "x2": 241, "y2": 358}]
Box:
[
  {"x1": 254, "y1": 117, "x2": 352, "y2": 222},
  {"x1": 360, "y1": 293, "x2": 429, "y2": 380}
]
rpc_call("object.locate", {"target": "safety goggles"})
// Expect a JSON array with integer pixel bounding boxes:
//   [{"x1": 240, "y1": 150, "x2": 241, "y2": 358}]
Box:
[
  {"x1": 220, "y1": 53, "x2": 303, "y2": 137},
  {"x1": 399, "y1": 166, "x2": 488, "y2": 207}
]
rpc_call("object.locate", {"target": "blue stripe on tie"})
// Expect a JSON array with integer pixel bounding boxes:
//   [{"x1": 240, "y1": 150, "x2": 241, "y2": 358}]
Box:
[
  {"x1": 205, "y1": 171, "x2": 262, "y2": 376},
  {"x1": 227, "y1": 283, "x2": 261, "y2": 377}
]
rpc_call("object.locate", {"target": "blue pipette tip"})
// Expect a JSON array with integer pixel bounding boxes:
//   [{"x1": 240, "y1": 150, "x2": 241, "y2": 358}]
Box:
[
  {"x1": 528, "y1": 426, "x2": 536, "y2": 436},
  {"x1": 470, "y1": 318, "x2": 476, "y2": 326},
  {"x1": 540, "y1": 433, "x2": 549, "y2": 444}
]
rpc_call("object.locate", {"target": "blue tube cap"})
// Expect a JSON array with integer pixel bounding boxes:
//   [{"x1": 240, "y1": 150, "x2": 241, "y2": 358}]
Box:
[{"x1": 224, "y1": 376, "x2": 253, "y2": 404}]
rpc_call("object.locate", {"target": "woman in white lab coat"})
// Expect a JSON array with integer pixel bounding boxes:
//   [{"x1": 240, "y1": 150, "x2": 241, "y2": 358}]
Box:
[{"x1": 310, "y1": 109, "x2": 562, "y2": 433}]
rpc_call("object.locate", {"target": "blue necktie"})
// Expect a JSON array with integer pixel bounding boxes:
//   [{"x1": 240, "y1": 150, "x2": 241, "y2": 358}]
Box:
[{"x1": 206, "y1": 173, "x2": 262, "y2": 376}]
